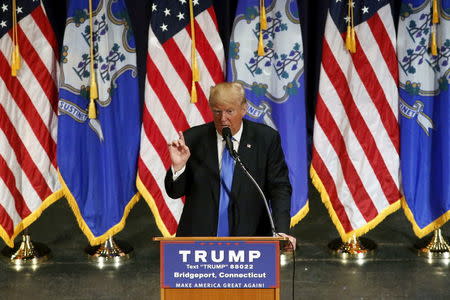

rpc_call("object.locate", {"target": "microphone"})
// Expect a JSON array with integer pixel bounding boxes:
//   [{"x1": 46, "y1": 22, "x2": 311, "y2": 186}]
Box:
[
  {"x1": 221, "y1": 127, "x2": 237, "y2": 158},
  {"x1": 221, "y1": 126, "x2": 277, "y2": 236}
]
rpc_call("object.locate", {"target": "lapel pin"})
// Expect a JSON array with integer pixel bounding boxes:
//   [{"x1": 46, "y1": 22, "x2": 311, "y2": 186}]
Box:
[{"x1": 246, "y1": 144, "x2": 252, "y2": 148}]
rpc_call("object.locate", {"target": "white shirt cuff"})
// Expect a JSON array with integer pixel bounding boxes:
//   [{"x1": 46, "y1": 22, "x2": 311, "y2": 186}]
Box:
[{"x1": 171, "y1": 165, "x2": 186, "y2": 181}]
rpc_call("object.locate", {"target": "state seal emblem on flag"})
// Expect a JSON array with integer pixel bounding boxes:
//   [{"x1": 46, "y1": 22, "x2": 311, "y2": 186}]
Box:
[
  {"x1": 398, "y1": 2, "x2": 450, "y2": 135},
  {"x1": 228, "y1": 0, "x2": 304, "y2": 129},
  {"x1": 58, "y1": 0, "x2": 137, "y2": 141}
]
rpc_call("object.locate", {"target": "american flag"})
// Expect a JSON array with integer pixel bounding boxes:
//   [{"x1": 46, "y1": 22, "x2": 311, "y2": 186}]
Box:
[
  {"x1": 0, "y1": 0, "x2": 61, "y2": 247},
  {"x1": 137, "y1": 0, "x2": 224, "y2": 236},
  {"x1": 310, "y1": 0, "x2": 401, "y2": 241}
]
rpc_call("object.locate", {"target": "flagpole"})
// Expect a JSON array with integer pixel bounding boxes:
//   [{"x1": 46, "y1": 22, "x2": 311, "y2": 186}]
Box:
[
  {"x1": 1, "y1": 228, "x2": 51, "y2": 268},
  {"x1": 328, "y1": 234, "x2": 377, "y2": 260},
  {"x1": 417, "y1": 229, "x2": 450, "y2": 259},
  {"x1": 85, "y1": 236, "x2": 133, "y2": 266}
]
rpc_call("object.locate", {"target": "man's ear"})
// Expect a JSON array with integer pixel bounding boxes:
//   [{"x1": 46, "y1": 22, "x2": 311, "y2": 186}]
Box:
[{"x1": 241, "y1": 103, "x2": 248, "y2": 116}]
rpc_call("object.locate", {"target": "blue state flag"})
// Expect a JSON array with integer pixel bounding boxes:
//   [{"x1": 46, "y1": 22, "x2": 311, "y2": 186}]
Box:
[
  {"x1": 227, "y1": 0, "x2": 308, "y2": 226},
  {"x1": 398, "y1": 0, "x2": 450, "y2": 237},
  {"x1": 57, "y1": 0, "x2": 141, "y2": 245}
]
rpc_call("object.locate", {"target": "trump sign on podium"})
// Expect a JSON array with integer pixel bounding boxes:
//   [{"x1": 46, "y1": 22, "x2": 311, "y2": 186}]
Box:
[{"x1": 160, "y1": 240, "x2": 280, "y2": 289}]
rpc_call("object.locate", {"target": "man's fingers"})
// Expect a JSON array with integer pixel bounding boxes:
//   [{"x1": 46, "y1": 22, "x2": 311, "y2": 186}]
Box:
[
  {"x1": 168, "y1": 140, "x2": 189, "y2": 153},
  {"x1": 178, "y1": 131, "x2": 185, "y2": 142},
  {"x1": 168, "y1": 140, "x2": 179, "y2": 148},
  {"x1": 278, "y1": 233, "x2": 297, "y2": 251}
]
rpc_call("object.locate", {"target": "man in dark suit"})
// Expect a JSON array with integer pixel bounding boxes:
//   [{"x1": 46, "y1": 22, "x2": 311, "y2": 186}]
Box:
[{"x1": 165, "y1": 82, "x2": 296, "y2": 247}]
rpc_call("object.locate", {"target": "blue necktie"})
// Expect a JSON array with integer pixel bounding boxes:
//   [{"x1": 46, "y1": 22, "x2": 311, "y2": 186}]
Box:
[{"x1": 217, "y1": 146, "x2": 235, "y2": 236}]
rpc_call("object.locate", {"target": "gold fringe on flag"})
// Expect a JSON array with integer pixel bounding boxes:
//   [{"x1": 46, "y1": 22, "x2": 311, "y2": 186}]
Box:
[
  {"x1": 11, "y1": 0, "x2": 21, "y2": 76},
  {"x1": 258, "y1": 0, "x2": 267, "y2": 56},
  {"x1": 346, "y1": 0, "x2": 356, "y2": 53},
  {"x1": 88, "y1": 0, "x2": 98, "y2": 119},
  {"x1": 189, "y1": 0, "x2": 199, "y2": 103}
]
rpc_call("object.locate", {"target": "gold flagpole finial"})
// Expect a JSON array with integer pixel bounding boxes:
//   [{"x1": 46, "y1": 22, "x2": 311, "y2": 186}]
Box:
[
  {"x1": 189, "y1": 0, "x2": 199, "y2": 103},
  {"x1": 88, "y1": 0, "x2": 98, "y2": 119}
]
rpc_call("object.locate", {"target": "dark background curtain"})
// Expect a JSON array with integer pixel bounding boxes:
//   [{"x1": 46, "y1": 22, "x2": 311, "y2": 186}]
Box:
[{"x1": 42, "y1": 0, "x2": 402, "y2": 151}]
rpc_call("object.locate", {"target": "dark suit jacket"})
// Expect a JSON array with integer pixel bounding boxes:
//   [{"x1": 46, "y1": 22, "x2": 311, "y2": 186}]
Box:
[{"x1": 165, "y1": 119, "x2": 292, "y2": 236}]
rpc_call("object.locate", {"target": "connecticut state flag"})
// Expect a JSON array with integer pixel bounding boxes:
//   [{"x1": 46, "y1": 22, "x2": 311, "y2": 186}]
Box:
[
  {"x1": 398, "y1": 0, "x2": 450, "y2": 237},
  {"x1": 227, "y1": 0, "x2": 308, "y2": 226},
  {"x1": 57, "y1": 0, "x2": 141, "y2": 245}
]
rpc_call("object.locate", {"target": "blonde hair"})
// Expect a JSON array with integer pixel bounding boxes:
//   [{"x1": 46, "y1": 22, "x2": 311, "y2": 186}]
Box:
[{"x1": 209, "y1": 82, "x2": 246, "y2": 107}]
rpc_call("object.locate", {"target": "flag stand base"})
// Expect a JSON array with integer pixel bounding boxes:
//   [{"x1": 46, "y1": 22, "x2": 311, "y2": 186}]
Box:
[
  {"x1": 417, "y1": 229, "x2": 450, "y2": 259},
  {"x1": 328, "y1": 236, "x2": 376, "y2": 259},
  {"x1": 1, "y1": 233, "x2": 51, "y2": 266},
  {"x1": 85, "y1": 237, "x2": 133, "y2": 266}
]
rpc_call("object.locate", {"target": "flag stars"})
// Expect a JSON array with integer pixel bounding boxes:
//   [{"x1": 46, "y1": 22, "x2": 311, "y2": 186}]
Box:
[
  {"x1": 177, "y1": 12, "x2": 185, "y2": 21},
  {"x1": 344, "y1": 16, "x2": 350, "y2": 23},
  {"x1": 16, "y1": 6, "x2": 22, "y2": 14},
  {"x1": 362, "y1": 6, "x2": 369, "y2": 14},
  {"x1": 179, "y1": 0, "x2": 187, "y2": 4},
  {"x1": 151, "y1": 3, "x2": 157, "y2": 12},
  {"x1": 2, "y1": 3, "x2": 8, "y2": 12},
  {"x1": 163, "y1": 8, "x2": 171, "y2": 16},
  {"x1": 0, "y1": 20, "x2": 6, "y2": 28},
  {"x1": 160, "y1": 23, "x2": 168, "y2": 32},
  {"x1": 193, "y1": 0, "x2": 199, "y2": 5}
]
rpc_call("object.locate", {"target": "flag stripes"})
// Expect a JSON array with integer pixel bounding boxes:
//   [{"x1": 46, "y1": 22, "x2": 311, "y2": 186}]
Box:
[
  {"x1": 0, "y1": 105, "x2": 53, "y2": 202},
  {"x1": 160, "y1": 39, "x2": 211, "y2": 121},
  {"x1": 0, "y1": 3, "x2": 61, "y2": 246},
  {"x1": 310, "y1": 147, "x2": 353, "y2": 232},
  {"x1": 321, "y1": 40, "x2": 399, "y2": 206},
  {"x1": 15, "y1": 26, "x2": 58, "y2": 115},
  {"x1": 0, "y1": 54, "x2": 57, "y2": 169},
  {"x1": 366, "y1": 13, "x2": 398, "y2": 80},
  {"x1": 0, "y1": 154, "x2": 32, "y2": 220},
  {"x1": 311, "y1": 3, "x2": 400, "y2": 240},
  {"x1": 31, "y1": 8, "x2": 59, "y2": 60}
]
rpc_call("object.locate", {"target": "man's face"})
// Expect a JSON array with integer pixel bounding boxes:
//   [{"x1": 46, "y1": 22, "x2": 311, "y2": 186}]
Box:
[{"x1": 211, "y1": 98, "x2": 247, "y2": 136}]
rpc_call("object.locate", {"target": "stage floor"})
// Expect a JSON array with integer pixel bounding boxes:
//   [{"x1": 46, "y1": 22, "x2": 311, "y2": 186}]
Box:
[{"x1": 1, "y1": 186, "x2": 449, "y2": 299}]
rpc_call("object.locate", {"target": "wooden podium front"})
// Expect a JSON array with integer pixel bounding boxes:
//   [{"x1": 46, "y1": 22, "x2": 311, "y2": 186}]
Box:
[{"x1": 154, "y1": 237, "x2": 286, "y2": 300}]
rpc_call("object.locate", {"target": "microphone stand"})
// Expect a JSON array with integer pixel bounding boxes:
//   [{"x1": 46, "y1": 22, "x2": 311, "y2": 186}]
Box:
[{"x1": 229, "y1": 149, "x2": 278, "y2": 238}]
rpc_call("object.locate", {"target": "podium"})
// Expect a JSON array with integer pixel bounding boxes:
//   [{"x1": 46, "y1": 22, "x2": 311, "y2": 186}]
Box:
[{"x1": 154, "y1": 236, "x2": 286, "y2": 300}]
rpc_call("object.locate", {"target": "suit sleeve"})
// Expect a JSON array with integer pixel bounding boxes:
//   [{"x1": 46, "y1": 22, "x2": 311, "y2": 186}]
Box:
[
  {"x1": 265, "y1": 132, "x2": 292, "y2": 233},
  {"x1": 164, "y1": 168, "x2": 188, "y2": 199}
]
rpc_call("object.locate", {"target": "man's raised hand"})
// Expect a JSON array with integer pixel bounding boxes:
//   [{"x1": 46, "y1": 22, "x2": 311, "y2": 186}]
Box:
[{"x1": 168, "y1": 131, "x2": 190, "y2": 172}]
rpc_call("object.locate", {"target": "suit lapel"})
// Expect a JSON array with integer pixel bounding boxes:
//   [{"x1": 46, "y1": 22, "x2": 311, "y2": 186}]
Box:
[
  {"x1": 205, "y1": 123, "x2": 220, "y2": 205},
  {"x1": 232, "y1": 120, "x2": 254, "y2": 198}
]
